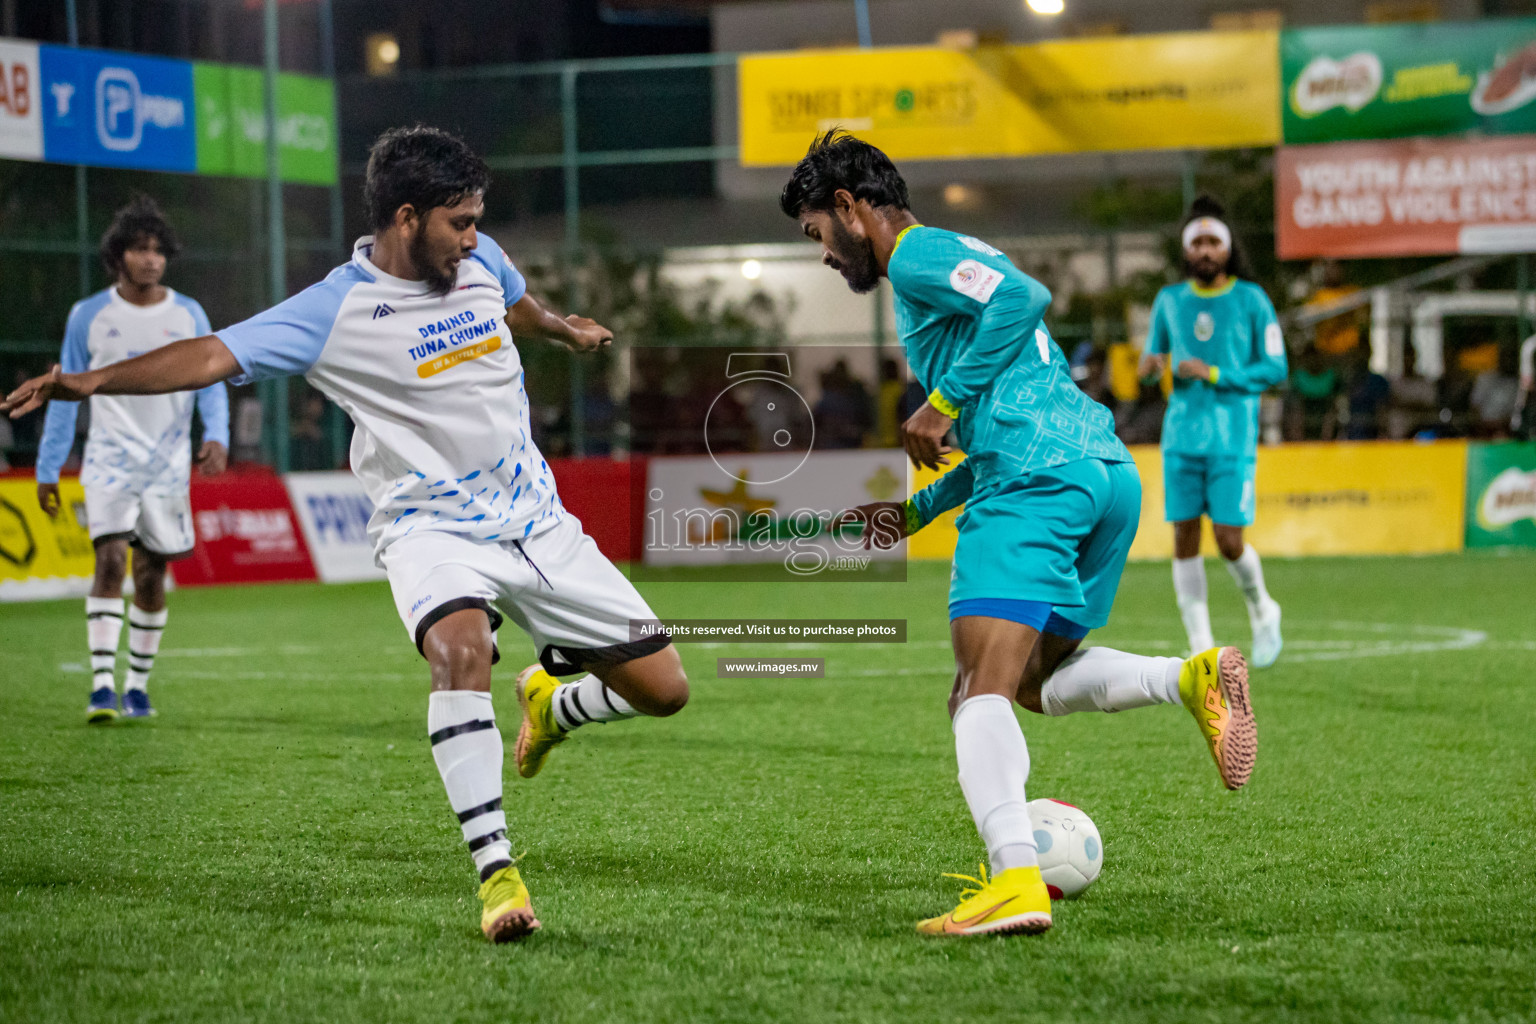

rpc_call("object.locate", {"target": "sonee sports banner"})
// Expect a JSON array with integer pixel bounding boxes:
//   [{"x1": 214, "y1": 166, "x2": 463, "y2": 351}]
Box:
[{"x1": 737, "y1": 31, "x2": 1280, "y2": 166}]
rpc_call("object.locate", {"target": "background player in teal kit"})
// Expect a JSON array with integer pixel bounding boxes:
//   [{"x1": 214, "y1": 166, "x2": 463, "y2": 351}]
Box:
[
  {"x1": 785, "y1": 132, "x2": 1257, "y2": 939},
  {"x1": 1138, "y1": 196, "x2": 1287, "y2": 668}
]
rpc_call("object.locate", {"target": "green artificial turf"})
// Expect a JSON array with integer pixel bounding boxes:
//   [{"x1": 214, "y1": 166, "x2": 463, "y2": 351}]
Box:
[{"x1": 2, "y1": 552, "x2": 1534, "y2": 1023}]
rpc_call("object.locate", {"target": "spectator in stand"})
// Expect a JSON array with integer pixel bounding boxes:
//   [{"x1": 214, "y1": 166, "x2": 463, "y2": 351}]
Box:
[
  {"x1": 1305, "y1": 260, "x2": 1365, "y2": 361},
  {"x1": 1287, "y1": 344, "x2": 1340, "y2": 440},
  {"x1": 1516, "y1": 334, "x2": 1536, "y2": 437},
  {"x1": 290, "y1": 392, "x2": 330, "y2": 470},
  {"x1": 814, "y1": 358, "x2": 872, "y2": 449},
  {"x1": 1074, "y1": 346, "x2": 1115, "y2": 413},
  {"x1": 875, "y1": 357, "x2": 905, "y2": 448},
  {"x1": 1342, "y1": 347, "x2": 1391, "y2": 440},
  {"x1": 1386, "y1": 346, "x2": 1440, "y2": 440},
  {"x1": 1115, "y1": 380, "x2": 1166, "y2": 446},
  {"x1": 1469, "y1": 344, "x2": 1521, "y2": 439}
]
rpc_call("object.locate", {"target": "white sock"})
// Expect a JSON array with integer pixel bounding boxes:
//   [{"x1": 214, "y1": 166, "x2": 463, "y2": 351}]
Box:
[
  {"x1": 1172, "y1": 556, "x2": 1215, "y2": 652},
  {"x1": 953, "y1": 694, "x2": 1038, "y2": 874},
  {"x1": 428, "y1": 690, "x2": 512, "y2": 881},
  {"x1": 551, "y1": 674, "x2": 637, "y2": 731},
  {"x1": 125, "y1": 605, "x2": 167, "y2": 692},
  {"x1": 86, "y1": 597, "x2": 124, "y2": 692},
  {"x1": 1224, "y1": 544, "x2": 1273, "y2": 616},
  {"x1": 1039, "y1": 648, "x2": 1183, "y2": 716}
]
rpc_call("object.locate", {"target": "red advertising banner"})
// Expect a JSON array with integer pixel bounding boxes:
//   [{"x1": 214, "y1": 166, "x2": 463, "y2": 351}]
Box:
[
  {"x1": 1276, "y1": 134, "x2": 1536, "y2": 259},
  {"x1": 173, "y1": 466, "x2": 318, "y2": 587}
]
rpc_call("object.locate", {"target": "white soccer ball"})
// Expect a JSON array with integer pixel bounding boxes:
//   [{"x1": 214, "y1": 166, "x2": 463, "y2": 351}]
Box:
[{"x1": 1028, "y1": 798, "x2": 1102, "y2": 899}]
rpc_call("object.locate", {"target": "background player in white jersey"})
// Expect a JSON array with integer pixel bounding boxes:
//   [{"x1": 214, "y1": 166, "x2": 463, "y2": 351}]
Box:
[
  {"x1": 33, "y1": 196, "x2": 229, "y2": 723},
  {"x1": 5, "y1": 126, "x2": 687, "y2": 944}
]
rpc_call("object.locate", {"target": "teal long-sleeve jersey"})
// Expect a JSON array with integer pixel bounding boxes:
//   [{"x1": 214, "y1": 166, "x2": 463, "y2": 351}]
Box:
[
  {"x1": 1145, "y1": 279, "x2": 1288, "y2": 457},
  {"x1": 891, "y1": 226, "x2": 1130, "y2": 530}
]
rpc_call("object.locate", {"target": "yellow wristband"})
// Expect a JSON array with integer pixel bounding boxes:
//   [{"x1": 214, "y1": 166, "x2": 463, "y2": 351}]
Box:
[
  {"x1": 927, "y1": 389, "x2": 961, "y2": 419},
  {"x1": 1208, "y1": 366, "x2": 1220, "y2": 385},
  {"x1": 902, "y1": 498, "x2": 923, "y2": 536}
]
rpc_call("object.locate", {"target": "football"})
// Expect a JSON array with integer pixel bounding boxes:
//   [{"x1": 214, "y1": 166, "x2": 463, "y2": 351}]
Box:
[{"x1": 1029, "y1": 798, "x2": 1103, "y2": 899}]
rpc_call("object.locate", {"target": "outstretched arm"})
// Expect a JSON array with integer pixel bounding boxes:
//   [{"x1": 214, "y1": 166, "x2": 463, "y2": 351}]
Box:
[
  {"x1": 835, "y1": 460, "x2": 974, "y2": 550},
  {"x1": 507, "y1": 293, "x2": 613, "y2": 353},
  {"x1": 3, "y1": 335, "x2": 240, "y2": 418}
]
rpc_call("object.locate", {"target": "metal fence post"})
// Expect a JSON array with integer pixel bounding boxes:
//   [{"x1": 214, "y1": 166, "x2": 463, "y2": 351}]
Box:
[
  {"x1": 66, "y1": 0, "x2": 89, "y2": 300},
  {"x1": 320, "y1": 0, "x2": 347, "y2": 468},
  {"x1": 561, "y1": 65, "x2": 585, "y2": 456},
  {"x1": 263, "y1": 0, "x2": 289, "y2": 473}
]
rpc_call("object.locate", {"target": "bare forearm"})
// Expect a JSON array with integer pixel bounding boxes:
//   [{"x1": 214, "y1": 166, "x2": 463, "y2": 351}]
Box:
[
  {"x1": 89, "y1": 335, "x2": 240, "y2": 395},
  {"x1": 508, "y1": 294, "x2": 575, "y2": 342}
]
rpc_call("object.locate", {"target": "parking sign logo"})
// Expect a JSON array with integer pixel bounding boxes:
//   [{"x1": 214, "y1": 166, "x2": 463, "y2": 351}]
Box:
[{"x1": 96, "y1": 66, "x2": 140, "y2": 150}]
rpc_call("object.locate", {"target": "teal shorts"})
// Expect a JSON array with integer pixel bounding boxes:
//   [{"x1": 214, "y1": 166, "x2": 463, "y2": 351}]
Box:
[
  {"x1": 1163, "y1": 452, "x2": 1256, "y2": 527},
  {"x1": 949, "y1": 458, "x2": 1141, "y2": 638}
]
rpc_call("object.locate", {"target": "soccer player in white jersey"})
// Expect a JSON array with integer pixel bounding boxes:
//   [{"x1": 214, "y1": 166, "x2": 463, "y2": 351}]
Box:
[
  {"x1": 33, "y1": 195, "x2": 229, "y2": 723},
  {"x1": 5, "y1": 126, "x2": 689, "y2": 943}
]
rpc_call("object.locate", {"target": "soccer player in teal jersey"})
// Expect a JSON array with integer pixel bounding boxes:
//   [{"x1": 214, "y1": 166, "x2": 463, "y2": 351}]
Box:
[
  {"x1": 783, "y1": 132, "x2": 1257, "y2": 938},
  {"x1": 1138, "y1": 197, "x2": 1287, "y2": 668}
]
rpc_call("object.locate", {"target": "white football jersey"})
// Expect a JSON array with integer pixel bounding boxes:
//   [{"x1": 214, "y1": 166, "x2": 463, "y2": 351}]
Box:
[
  {"x1": 216, "y1": 232, "x2": 564, "y2": 562},
  {"x1": 36, "y1": 287, "x2": 229, "y2": 493}
]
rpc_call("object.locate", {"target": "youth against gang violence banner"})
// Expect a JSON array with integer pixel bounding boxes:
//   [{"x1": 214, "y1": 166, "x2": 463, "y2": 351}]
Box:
[
  {"x1": 1282, "y1": 19, "x2": 1536, "y2": 145},
  {"x1": 737, "y1": 31, "x2": 1279, "y2": 166},
  {"x1": 1276, "y1": 134, "x2": 1536, "y2": 259}
]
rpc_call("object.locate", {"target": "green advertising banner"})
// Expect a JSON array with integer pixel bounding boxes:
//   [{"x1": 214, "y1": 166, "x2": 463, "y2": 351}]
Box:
[
  {"x1": 193, "y1": 63, "x2": 337, "y2": 185},
  {"x1": 1465, "y1": 441, "x2": 1536, "y2": 548},
  {"x1": 1282, "y1": 19, "x2": 1536, "y2": 144}
]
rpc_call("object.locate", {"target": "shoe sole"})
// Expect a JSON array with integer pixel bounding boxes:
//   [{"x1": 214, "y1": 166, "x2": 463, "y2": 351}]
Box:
[
  {"x1": 1215, "y1": 647, "x2": 1257, "y2": 790},
  {"x1": 924, "y1": 911, "x2": 1053, "y2": 937},
  {"x1": 514, "y1": 664, "x2": 543, "y2": 779},
  {"x1": 482, "y1": 905, "x2": 541, "y2": 943}
]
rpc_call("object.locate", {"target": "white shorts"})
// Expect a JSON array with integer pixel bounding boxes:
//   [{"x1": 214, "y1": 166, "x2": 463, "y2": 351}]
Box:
[
  {"x1": 382, "y1": 513, "x2": 670, "y2": 675},
  {"x1": 84, "y1": 484, "x2": 195, "y2": 559}
]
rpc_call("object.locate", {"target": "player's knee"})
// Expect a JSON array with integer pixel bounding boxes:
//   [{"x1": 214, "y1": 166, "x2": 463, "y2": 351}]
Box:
[
  {"x1": 1215, "y1": 533, "x2": 1245, "y2": 561},
  {"x1": 94, "y1": 546, "x2": 128, "y2": 589},
  {"x1": 423, "y1": 631, "x2": 493, "y2": 679},
  {"x1": 648, "y1": 666, "x2": 689, "y2": 717}
]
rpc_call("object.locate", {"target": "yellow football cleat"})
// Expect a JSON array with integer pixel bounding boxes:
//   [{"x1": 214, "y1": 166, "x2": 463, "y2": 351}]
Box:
[
  {"x1": 514, "y1": 664, "x2": 566, "y2": 779},
  {"x1": 1179, "y1": 646, "x2": 1257, "y2": 790},
  {"x1": 478, "y1": 864, "x2": 540, "y2": 942},
  {"x1": 916, "y1": 864, "x2": 1053, "y2": 937}
]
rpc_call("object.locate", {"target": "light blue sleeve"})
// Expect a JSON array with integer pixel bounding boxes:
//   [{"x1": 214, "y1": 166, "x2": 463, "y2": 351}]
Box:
[
  {"x1": 36, "y1": 295, "x2": 105, "y2": 484},
  {"x1": 907, "y1": 459, "x2": 974, "y2": 531},
  {"x1": 215, "y1": 264, "x2": 364, "y2": 385},
  {"x1": 470, "y1": 231, "x2": 528, "y2": 306},
  {"x1": 1215, "y1": 287, "x2": 1288, "y2": 394},
  {"x1": 1145, "y1": 289, "x2": 1173, "y2": 356},
  {"x1": 178, "y1": 296, "x2": 231, "y2": 446}
]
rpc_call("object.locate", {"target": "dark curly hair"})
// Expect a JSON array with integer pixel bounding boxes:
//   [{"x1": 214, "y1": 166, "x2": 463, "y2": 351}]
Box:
[
  {"x1": 1181, "y1": 193, "x2": 1252, "y2": 281},
  {"x1": 99, "y1": 194, "x2": 181, "y2": 277},
  {"x1": 779, "y1": 130, "x2": 911, "y2": 219},
  {"x1": 364, "y1": 124, "x2": 490, "y2": 231}
]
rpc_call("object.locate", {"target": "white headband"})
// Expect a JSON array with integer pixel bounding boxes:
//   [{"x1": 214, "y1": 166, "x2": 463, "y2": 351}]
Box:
[{"x1": 1183, "y1": 217, "x2": 1231, "y2": 251}]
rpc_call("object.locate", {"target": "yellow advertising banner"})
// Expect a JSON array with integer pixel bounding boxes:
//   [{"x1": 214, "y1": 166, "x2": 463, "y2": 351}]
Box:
[
  {"x1": 739, "y1": 31, "x2": 1280, "y2": 166},
  {"x1": 0, "y1": 476, "x2": 97, "y2": 601},
  {"x1": 909, "y1": 441, "x2": 1467, "y2": 562}
]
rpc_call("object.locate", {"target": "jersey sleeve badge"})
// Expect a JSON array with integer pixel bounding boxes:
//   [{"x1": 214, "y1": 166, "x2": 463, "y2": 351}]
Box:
[{"x1": 950, "y1": 260, "x2": 1004, "y2": 304}]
